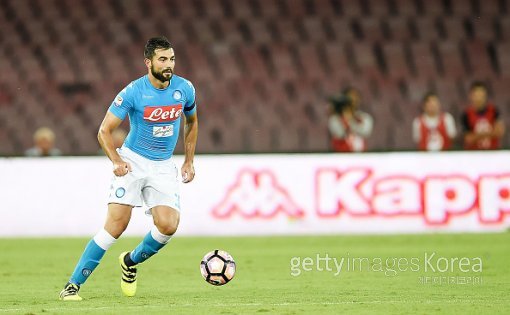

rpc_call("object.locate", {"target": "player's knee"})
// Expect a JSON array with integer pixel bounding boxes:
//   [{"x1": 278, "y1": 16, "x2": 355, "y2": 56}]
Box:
[
  {"x1": 155, "y1": 214, "x2": 180, "y2": 235},
  {"x1": 105, "y1": 219, "x2": 130, "y2": 238}
]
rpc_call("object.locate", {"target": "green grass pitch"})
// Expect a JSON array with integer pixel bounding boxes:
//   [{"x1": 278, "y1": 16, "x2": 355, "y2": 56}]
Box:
[{"x1": 0, "y1": 233, "x2": 508, "y2": 314}]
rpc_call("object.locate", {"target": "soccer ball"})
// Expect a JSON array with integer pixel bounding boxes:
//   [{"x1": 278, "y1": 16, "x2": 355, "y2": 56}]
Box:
[{"x1": 200, "y1": 249, "x2": 236, "y2": 286}]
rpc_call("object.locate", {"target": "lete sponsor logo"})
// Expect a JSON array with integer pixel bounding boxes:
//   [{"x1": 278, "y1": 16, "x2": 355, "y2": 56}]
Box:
[
  {"x1": 143, "y1": 104, "x2": 182, "y2": 122},
  {"x1": 212, "y1": 167, "x2": 510, "y2": 224}
]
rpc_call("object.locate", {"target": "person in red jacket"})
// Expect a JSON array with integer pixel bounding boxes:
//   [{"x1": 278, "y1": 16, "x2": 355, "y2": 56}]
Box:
[
  {"x1": 461, "y1": 81, "x2": 505, "y2": 150},
  {"x1": 328, "y1": 89, "x2": 373, "y2": 152},
  {"x1": 412, "y1": 93, "x2": 457, "y2": 151}
]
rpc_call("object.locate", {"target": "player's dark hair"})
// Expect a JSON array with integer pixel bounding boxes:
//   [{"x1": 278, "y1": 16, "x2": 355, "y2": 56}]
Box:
[
  {"x1": 470, "y1": 81, "x2": 487, "y2": 91},
  {"x1": 144, "y1": 36, "x2": 172, "y2": 60}
]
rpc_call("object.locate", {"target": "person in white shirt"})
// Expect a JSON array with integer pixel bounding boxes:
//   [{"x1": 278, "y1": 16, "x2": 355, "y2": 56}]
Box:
[{"x1": 412, "y1": 93, "x2": 457, "y2": 151}]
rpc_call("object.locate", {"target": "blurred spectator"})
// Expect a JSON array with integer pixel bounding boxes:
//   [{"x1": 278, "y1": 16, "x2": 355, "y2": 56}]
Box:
[
  {"x1": 328, "y1": 88, "x2": 373, "y2": 152},
  {"x1": 25, "y1": 127, "x2": 62, "y2": 157},
  {"x1": 461, "y1": 81, "x2": 505, "y2": 150},
  {"x1": 412, "y1": 93, "x2": 457, "y2": 151}
]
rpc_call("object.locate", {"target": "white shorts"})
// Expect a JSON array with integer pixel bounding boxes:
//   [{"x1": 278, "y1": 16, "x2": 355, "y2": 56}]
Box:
[{"x1": 108, "y1": 146, "x2": 180, "y2": 211}]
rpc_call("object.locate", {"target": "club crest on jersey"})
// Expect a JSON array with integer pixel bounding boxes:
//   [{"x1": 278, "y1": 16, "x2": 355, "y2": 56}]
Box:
[
  {"x1": 143, "y1": 104, "x2": 182, "y2": 122},
  {"x1": 173, "y1": 90, "x2": 182, "y2": 100}
]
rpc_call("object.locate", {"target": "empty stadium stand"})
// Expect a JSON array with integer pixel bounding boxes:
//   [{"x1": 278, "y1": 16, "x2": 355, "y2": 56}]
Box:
[{"x1": 0, "y1": 0, "x2": 509, "y2": 155}]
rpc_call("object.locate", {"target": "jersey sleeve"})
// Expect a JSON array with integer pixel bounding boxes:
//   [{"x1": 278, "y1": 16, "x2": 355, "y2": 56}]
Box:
[
  {"x1": 108, "y1": 82, "x2": 136, "y2": 120},
  {"x1": 183, "y1": 80, "x2": 197, "y2": 117}
]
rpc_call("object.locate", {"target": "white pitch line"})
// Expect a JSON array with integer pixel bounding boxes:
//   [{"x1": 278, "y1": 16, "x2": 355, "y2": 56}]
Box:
[{"x1": 0, "y1": 299, "x2": 487, "y2": 313}]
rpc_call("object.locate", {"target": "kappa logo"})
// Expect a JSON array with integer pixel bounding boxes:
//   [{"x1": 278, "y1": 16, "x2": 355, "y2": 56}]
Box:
[{"x1": 212, "y1": 170, "x2": 305, "y2": 219}]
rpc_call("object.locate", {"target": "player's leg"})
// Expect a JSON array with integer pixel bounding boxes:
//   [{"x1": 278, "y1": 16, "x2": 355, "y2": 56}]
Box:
[
  {"x1": 59, "y1": 203, "x2": 133, "y2": 301},
  {"x1": 118, "y1": 158, "x2": 180, "y2": 297},
  {"x1": 119, "y1": 205, "x2": 179, "y2": 296},
  {"x1": 130, "y1": 205, "x2": 179, "y2": 263}
]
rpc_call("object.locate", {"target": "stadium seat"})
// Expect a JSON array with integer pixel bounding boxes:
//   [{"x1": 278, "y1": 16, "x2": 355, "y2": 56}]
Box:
[
  {"x1": 394, "y1": 0, "x2": 418, "y2": 17},
  {"x1": 463, "y1": 40, "x2": 496, "y2": 77},
  {"x1": 358, "y1": 17, "x2": 388, "y2": 42},
  {"x1": 382, "y1": 42, "x2": 413, "y2": 79},
  {"x1": 423, "y1": 0, "x2": 446, "y2": 16},
  {"x1": 496, "y1": 42, "x2": 510, "y2": 77},
  {"x1": 412, "y1": 17, "x2": 441, "y2": 41},
  {"x1": 436, "y1": 41, "x2": 468, "y2": 78},
  {"x1": 340, "y1": 0, "x2": 364, "y2": 17},
  {"x1": 470, "y1": 17, "x2": 498, "y2": 41},
  {"x1": 440, "y1": 17, "x2": 469, "y2": 41},
  {"x1": 386, "y1": 17, "x2": 415, "y2": 42},
  {"x1": 410, "y1": 42, "x2": 440, "y2": 79}
]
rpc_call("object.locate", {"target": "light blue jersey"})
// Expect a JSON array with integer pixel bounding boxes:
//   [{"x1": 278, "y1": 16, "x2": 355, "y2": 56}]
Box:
[{"x1": 109, "y1": 74, "x2": 196, "y2": 161}]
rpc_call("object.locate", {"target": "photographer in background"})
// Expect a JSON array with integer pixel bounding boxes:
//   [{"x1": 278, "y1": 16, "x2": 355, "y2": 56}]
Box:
[{"x1": 328, "y1": 88, "x2": 373, "y2": 152}]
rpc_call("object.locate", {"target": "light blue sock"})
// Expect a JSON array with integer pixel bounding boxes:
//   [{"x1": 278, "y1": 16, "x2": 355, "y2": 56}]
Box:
[
  {"x1": 69, "y1": 240, "x2": 105, "y2": 285},
  {"x1": 69, "y1": 229, "x2": 116, "y2": 285},
  {"x1": 130, "y1": 227, "x2": 171, "y2": 264}
]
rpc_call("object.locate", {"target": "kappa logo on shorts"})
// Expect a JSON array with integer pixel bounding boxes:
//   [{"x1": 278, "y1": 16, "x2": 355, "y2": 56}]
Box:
[{"x1": 116, "y1": 187, "x2": 126, "y2": 198}]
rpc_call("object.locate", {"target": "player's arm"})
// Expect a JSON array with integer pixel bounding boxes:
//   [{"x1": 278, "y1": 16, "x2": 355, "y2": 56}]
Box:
[
  {"x1": 98, "y1": 111, "x2": 131, "y2": 176},
  {"x1": 181, "y1": 110, "x2": 198, "y2": 183}
]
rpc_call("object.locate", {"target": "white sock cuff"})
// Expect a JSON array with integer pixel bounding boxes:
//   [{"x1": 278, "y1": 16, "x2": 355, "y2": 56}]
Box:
[
  {"x1": 151, "y1": 226, "x2": 172, "y2": 244},
  {"x1": 93, "y1": 229, "x2": 117, "y2": 250}
]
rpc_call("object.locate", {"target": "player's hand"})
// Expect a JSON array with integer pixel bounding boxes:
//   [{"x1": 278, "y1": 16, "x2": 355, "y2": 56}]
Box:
[
  {"x1": 181, "y1": 161, "x2": 195, "y2": 183},
  {"x1": 113, "y1": 159, "x2": 132, "y2": 176}
]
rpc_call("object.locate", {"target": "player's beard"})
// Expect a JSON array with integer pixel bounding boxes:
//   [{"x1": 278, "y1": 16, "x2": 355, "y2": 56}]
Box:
[{"x1": 151, "y1": 65, "x2": 173, "y2": 82}]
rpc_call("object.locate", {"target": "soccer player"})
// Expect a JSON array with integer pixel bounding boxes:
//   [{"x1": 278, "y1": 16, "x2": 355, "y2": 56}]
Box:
[
  {"x1": 461, "y1": 81, "x2": 505, "y2": 150},
  {"x1": 59, "y1": 36, "x2": 198, "y2": 300},
  {"x1": 412, "y1": 93, "x2": 457, "y2": 151}
]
